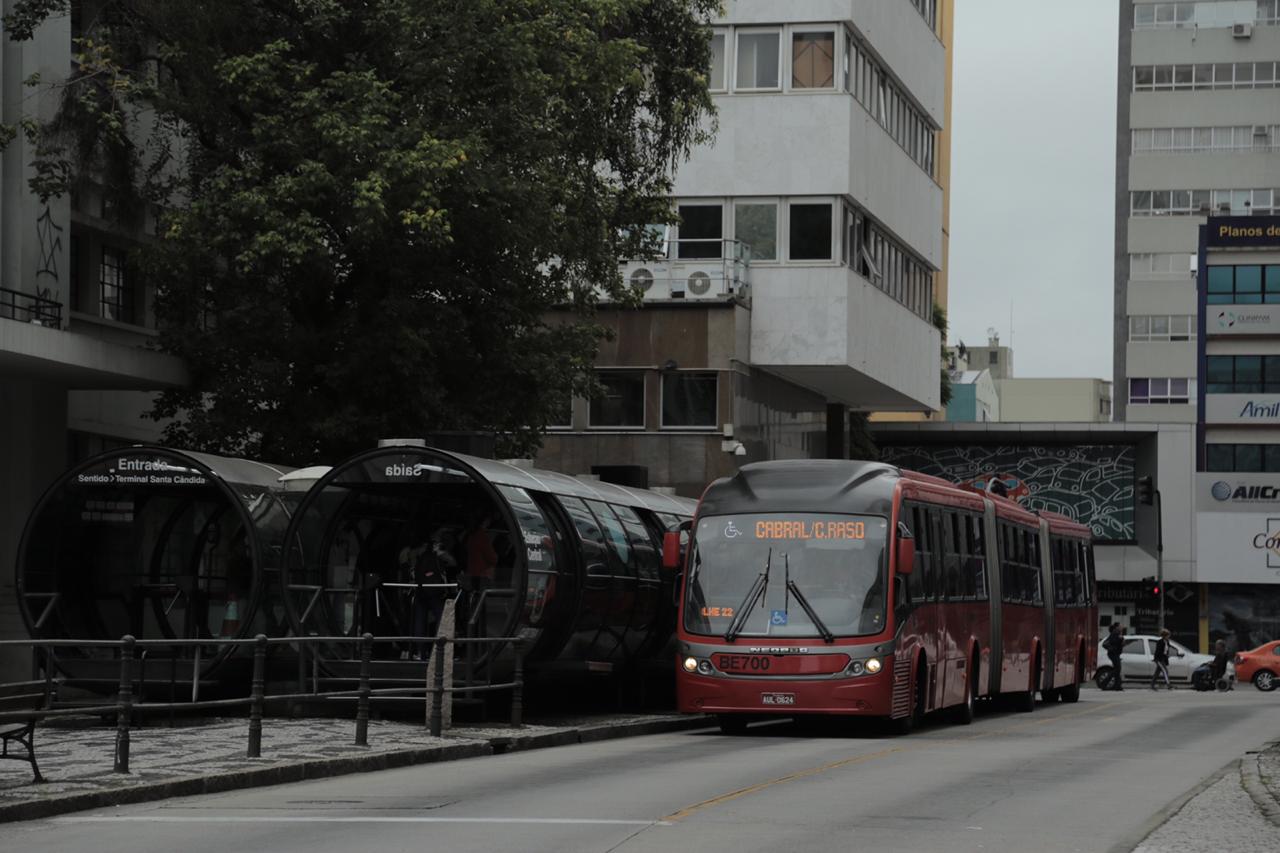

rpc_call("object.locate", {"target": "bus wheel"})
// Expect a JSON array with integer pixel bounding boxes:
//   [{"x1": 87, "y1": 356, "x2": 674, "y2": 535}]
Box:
[
  {"x1": 717, "y1": 714, "x2": 748, "y2": 735},
  {"x1": 951, "y1": 656, "x2": 977, "y2": 725},
  {"x1": 889, "y1": 664, "x2": 926, "y2": 736}
]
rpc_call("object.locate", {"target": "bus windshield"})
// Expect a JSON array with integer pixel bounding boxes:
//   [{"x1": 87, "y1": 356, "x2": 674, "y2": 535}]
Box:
[{"x1": 683, "y1": 513, "x2": 888, "y2": 639}]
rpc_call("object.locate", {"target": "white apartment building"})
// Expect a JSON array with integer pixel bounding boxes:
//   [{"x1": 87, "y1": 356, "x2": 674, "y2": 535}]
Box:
[
  {"x1": 537, "y1": 0, "x2": 951, "y2": 491},
  {"x1": 1, "y1": 9, "x2": 180, "y2": 677}
]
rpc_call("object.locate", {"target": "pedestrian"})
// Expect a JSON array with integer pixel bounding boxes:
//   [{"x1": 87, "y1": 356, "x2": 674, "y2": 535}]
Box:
[
  {"x1": 1209, "y1": 638, "x2": 1231, "y2": 686},
  {"x1": 1102, "y1": 622, "x2": 1125, "y2": 690},
  {"x1": 1150, "y1": 628, "x2": 1182, "y2": 690},
  {"x1": 463, "y1": 513, "x2": 498, "y2": 637}
]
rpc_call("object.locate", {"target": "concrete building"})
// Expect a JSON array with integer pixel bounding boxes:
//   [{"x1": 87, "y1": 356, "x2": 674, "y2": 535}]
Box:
[
  {"x1": 996, "y1": 378, "x2": 1114, "y2": 423},
  {"x1": 959, "y1": 332, "x2": 1013, "y2": 381},
  {"x1": 946, "y1": 370, "x2": 999, "y2": 422},
  {"x1": 537, "y1": 0, "x2": 953, "y2": 492},
  {"x1": 1115, "y1": 0, "x2": 1280, "y2": 423},
  {"x1": 1, "y1": 9, "x2": 180, "y2": 675},
  {"x1": 1115, "y1": 3, "x2": 1280, "y2": 654}
]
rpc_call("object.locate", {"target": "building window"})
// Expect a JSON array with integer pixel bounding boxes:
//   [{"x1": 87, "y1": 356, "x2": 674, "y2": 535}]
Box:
[
  {"x1": 1262, "y1": 0, "x2": 1280, "y2": 25},
  {"x1": 1131, "y1": 188, "x2": 1275, "y2": 217},
  {"x1": 1129, "y1": 315, "x2": 1195, "y2": 342},
  {"x1": 791, "y1": 31, "x2": 835, "y2": 89},
  {"x1": 589, "y1": 372, "x2": 645, "y2": 428},
  {"x1": 788, "y1": 202, "x2": 833, "y2": 261},
  {"x1": 735, "y1": 30, "x2": 781, "y2": 90},
  {"x1": 1132, "y1": 125, "x2": 1279, "y2": 154},
  {"x1": 709, "y1": 31, "x2": 727, "y2": 92},
  {"x1": 1134, "y1": 62, "x2": 1280, "y2": 92},
  {"x1": 1129, "y1": 378, "x2": 1191, "y2": 405},
  {"x1": 546, "y1": 396, "x2": 574, "y2": 430},
  {"x1": 1205, "y1": 355, "x2": 1280, "y2": 393},
  {"x1": 910, "y1": 0, "x2": 938, "y2": 29},
  {"x1": 1206, "y1": 264, "x2": 1280, "y2": 304},
  {"x1": 675, "y1": 204, "x2": 723, "y2": 260},
  {"x1": 847, "y1": 31, "x2": 935, "y2": 175},
  {"x1": 661, "y1": 372, "x2": 718, "y2": 428},
  {"x1": 1207, "y1": 444, "x2": 1280, "y2": 473},
  {"x1": 100, "y1": 246, "x2": 130, "y2": 323},
  {"x1": 733, "y1": 202, "x2": 777, "y2": 261},
  {"x1": 989, "y1": 351, "x2": 999, "y2": 366},
  {"x1": 1130, "y1": 252, "x2": 1193, "y2": 278}
]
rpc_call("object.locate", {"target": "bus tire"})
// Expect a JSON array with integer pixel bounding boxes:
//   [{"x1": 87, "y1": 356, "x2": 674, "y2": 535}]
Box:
[
  {"x1": 717, "y1": 714, "x2": 748, "y2": 735},
  {"x1": 889, "y1": 661, "x2": 927, "y2": 736},
  {"x1": 951, "y1": 653, "x2": 978, "y2": 725}
]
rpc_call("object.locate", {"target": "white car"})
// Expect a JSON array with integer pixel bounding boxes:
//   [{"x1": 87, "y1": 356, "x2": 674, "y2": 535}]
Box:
[{"x1": 1095, "y1": 634, "x2": 1234, "y2": 687}]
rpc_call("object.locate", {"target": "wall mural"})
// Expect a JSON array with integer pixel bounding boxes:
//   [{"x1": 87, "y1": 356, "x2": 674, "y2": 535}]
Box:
[{"x1": 879, "y1": 444, "x2": 1136, "y2": 541}]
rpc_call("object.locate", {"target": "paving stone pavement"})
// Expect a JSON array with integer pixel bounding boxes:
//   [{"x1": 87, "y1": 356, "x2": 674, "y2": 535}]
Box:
[
  {"x1": 1132, "y1": 742, "x2": 1280, "y2": 853},
  {"x1": 0, "y1": 712, "x2": 698, "y2": 818}
]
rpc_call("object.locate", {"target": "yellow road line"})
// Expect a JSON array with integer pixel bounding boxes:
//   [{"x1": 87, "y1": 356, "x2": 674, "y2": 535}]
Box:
[
  {"x1": 663, "y1": 745, "x2": 911, "y2": 822},
  {"x1": 663, "y1": 698, "x2": 1124, "y2": 823}
]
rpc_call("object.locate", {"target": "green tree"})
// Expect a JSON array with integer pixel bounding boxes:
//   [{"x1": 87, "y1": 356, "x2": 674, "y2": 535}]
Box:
[
  {"x1": 4, "y1": 0, "x2": 718, "y2": 461},
  {"x1": 933, "y1": 301, "x2": 952, "y2": 409}
]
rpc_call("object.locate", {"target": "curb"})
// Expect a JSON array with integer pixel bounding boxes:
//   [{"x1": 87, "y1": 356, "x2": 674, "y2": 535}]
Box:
[
  {"x1": 1239, "y1": 745, "x2": 1280, "y2": 828},
  {"x1": 1107, "y1": 755, "x2": 1242, "y2": 853},
  {"x1": 0, "y1": 715, "x2": 711, "y2": 824}
]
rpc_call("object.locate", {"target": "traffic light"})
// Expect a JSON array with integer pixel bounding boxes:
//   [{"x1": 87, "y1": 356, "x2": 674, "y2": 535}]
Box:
[
  {"x1": 1137, "y1": 475, "x2": 1154, "y2": 506},
  {"x1": 1142, "y1": 575, "x2": 1160, "y2": 598}
]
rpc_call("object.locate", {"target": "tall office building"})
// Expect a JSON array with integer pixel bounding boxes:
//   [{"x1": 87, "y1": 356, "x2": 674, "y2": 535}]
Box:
[
  {"x1": 537, "y1": 0, "x2": 953, "y2": 493},
  {"x1": 1116, "y1": 2, "x2": 1280, "y2": 650},
  {"x1": 1115, "y1": 0, "x2": 1280, "y2": 423}
]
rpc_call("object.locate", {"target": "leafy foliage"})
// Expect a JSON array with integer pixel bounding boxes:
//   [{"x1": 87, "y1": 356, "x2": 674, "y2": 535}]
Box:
[
  {"x1": 4, "y1": 0, "x2": 719, "y2": 461},
  {"x1": 933, "y1": 301, "x2": 952, "y2": 409}
]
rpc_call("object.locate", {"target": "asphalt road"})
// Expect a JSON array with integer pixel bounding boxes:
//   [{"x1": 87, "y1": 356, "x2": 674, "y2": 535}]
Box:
[{"x1": 10, "y1": 688, "x2": 1280, "y2": 853}]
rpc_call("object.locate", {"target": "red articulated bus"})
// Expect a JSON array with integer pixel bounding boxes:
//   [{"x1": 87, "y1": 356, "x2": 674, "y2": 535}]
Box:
[{"x1": 668, "y1": 460, "x2": 1097, "y2": 734}]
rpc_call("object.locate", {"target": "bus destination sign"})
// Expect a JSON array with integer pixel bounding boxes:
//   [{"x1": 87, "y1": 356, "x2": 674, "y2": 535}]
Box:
[{"x1": 754, "y1": 520, "x2": 865, "y2": 540}]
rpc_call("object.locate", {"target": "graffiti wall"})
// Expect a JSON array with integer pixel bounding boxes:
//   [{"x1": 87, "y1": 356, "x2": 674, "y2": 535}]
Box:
[{"x1": 879, "y1": 444, "x2": 1136, "y2": 541}]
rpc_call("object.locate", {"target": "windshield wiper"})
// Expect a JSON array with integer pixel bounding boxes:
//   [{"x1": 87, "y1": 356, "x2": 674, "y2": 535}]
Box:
[
  {"x1": 724, "y1": 548, "x2": 771, "y2": 642},
  {"x1": 784, "y1": 562, "x2": 835, "y2": 644}
]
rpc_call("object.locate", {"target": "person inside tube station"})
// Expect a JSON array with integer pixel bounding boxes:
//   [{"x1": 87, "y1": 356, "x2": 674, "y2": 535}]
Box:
[{"x1": 462, "y1": 512, "x2": 499, "y2": 638}]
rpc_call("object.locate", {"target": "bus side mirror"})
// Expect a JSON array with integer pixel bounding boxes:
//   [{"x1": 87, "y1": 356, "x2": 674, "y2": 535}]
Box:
[
  {"x1": 896, "y1": 538, "x2": 915, "y2": 575},
  {"x1": 662, "y1": 532, "x2": 682, "y2": 570}
]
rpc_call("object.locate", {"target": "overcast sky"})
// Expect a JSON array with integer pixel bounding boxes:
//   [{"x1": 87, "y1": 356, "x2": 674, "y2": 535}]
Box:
[{"x1": 948, "y1": 0, "x2": 1118, "y2": 379}]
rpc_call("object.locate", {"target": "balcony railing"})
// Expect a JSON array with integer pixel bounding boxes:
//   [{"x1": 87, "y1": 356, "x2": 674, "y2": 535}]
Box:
[
  {"x1": 0, "y1": 286, "x2": 62, "y2": 328},
  {"x1": 620, "y1": 239, "x2": 751, "y2": 301}
]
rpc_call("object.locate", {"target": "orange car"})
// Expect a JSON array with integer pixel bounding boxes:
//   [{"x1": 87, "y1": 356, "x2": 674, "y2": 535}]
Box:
[{"x1": 1234, "y1": 640, "x2": 1280, "y2": 691}]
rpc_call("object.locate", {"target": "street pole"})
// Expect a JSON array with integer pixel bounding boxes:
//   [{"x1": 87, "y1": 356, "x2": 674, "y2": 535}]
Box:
[{"x1": 1156, "y1": 489, "x2": 1165, "y2": 632}]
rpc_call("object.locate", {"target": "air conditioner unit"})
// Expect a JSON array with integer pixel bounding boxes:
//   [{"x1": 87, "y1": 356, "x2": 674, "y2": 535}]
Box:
[
  {"x1": 684, "y1": 270, "x2": 718, "y2": 299},
  {"x1": 629, "y1": 267, "x2": 654, "y2": 292},
  {"x1": 1233, "y1": 22, "x2": 1252, "y2": 38},
  {"x1": 1253, "y1": 125, "x2": 1270, "y2": 137}
]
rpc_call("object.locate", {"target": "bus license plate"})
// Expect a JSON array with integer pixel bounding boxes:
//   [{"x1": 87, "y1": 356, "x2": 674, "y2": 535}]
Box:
[{"x1": 761, "y1": 692, "x2": 795, "y2": 706}]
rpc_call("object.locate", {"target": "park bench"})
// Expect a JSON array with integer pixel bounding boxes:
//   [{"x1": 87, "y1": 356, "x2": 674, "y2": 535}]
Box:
[{"x1": 0, "y1": 679, "x2": 57, "y2": 783}]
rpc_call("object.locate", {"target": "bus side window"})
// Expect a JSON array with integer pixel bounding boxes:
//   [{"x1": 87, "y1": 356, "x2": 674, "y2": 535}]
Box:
[
  {"x1": 1027, "y1": 532, "x2": 1043, "y2": 605},
  {"x1": 969, "y1": 516, "x2": 987, "y2": 600}
]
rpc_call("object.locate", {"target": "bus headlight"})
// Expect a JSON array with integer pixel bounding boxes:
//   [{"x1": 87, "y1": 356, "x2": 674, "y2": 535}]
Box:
[
  {"x1": 683, "y1": 656, "x2": 699, "y2": 673},
  {"x1": 697, "y1": 660, "x2": 714, "y2": 675},
  {"x1": 847, "y1": 660, "x2": 865, "y2": 676},
  {"x1": 865, "y1": 657, "x2": 882, "y2": 674}
]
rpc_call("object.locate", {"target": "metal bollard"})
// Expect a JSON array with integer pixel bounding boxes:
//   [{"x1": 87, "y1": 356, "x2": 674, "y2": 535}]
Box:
[
  {"x1": 114, "y1": 635, "x2": 136, "y2": 773},
  {"x1": 355, "y1": 632, "x2": 373, "y2": 746},
  {"x1": 247, "y1": 634, "x2": 267, "y2": 758},
  {"x1": 511, "y1": 639, "x2": 524, "y2": 728},
  {"x1": 429, "y1": 637, "x2": 446, "y2": 737}
]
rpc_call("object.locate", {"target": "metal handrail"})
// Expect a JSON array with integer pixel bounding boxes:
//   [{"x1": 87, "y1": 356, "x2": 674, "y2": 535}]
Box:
[
  {"x1": 0, "y1": 632, "x2": 525, "y2": 774},
  {"x1": 0, "y1": 286, "x2": 62, "y2": 327}
]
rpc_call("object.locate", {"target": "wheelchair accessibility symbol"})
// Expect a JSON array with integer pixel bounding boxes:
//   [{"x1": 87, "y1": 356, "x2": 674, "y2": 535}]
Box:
[
  {"x1": 724, "y1": 521, "x2": 742, "y2": 538},
  {"x1": 770, "y1": 610, "x2": 788, "y2": 626}
]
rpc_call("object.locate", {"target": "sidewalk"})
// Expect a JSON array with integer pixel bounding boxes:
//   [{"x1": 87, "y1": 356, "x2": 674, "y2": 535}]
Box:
[
  {"x1": 1132, "y1": 740, "x2": 1280, "y2": 853},
  {"x1": 0, "y1": 712, "x2": 708, "y2": 823}
]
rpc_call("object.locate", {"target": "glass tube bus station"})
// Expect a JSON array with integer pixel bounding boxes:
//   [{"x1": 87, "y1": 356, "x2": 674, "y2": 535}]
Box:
[{"x1": 16, "y1": 442, "x2": 694, "y2": 694}]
